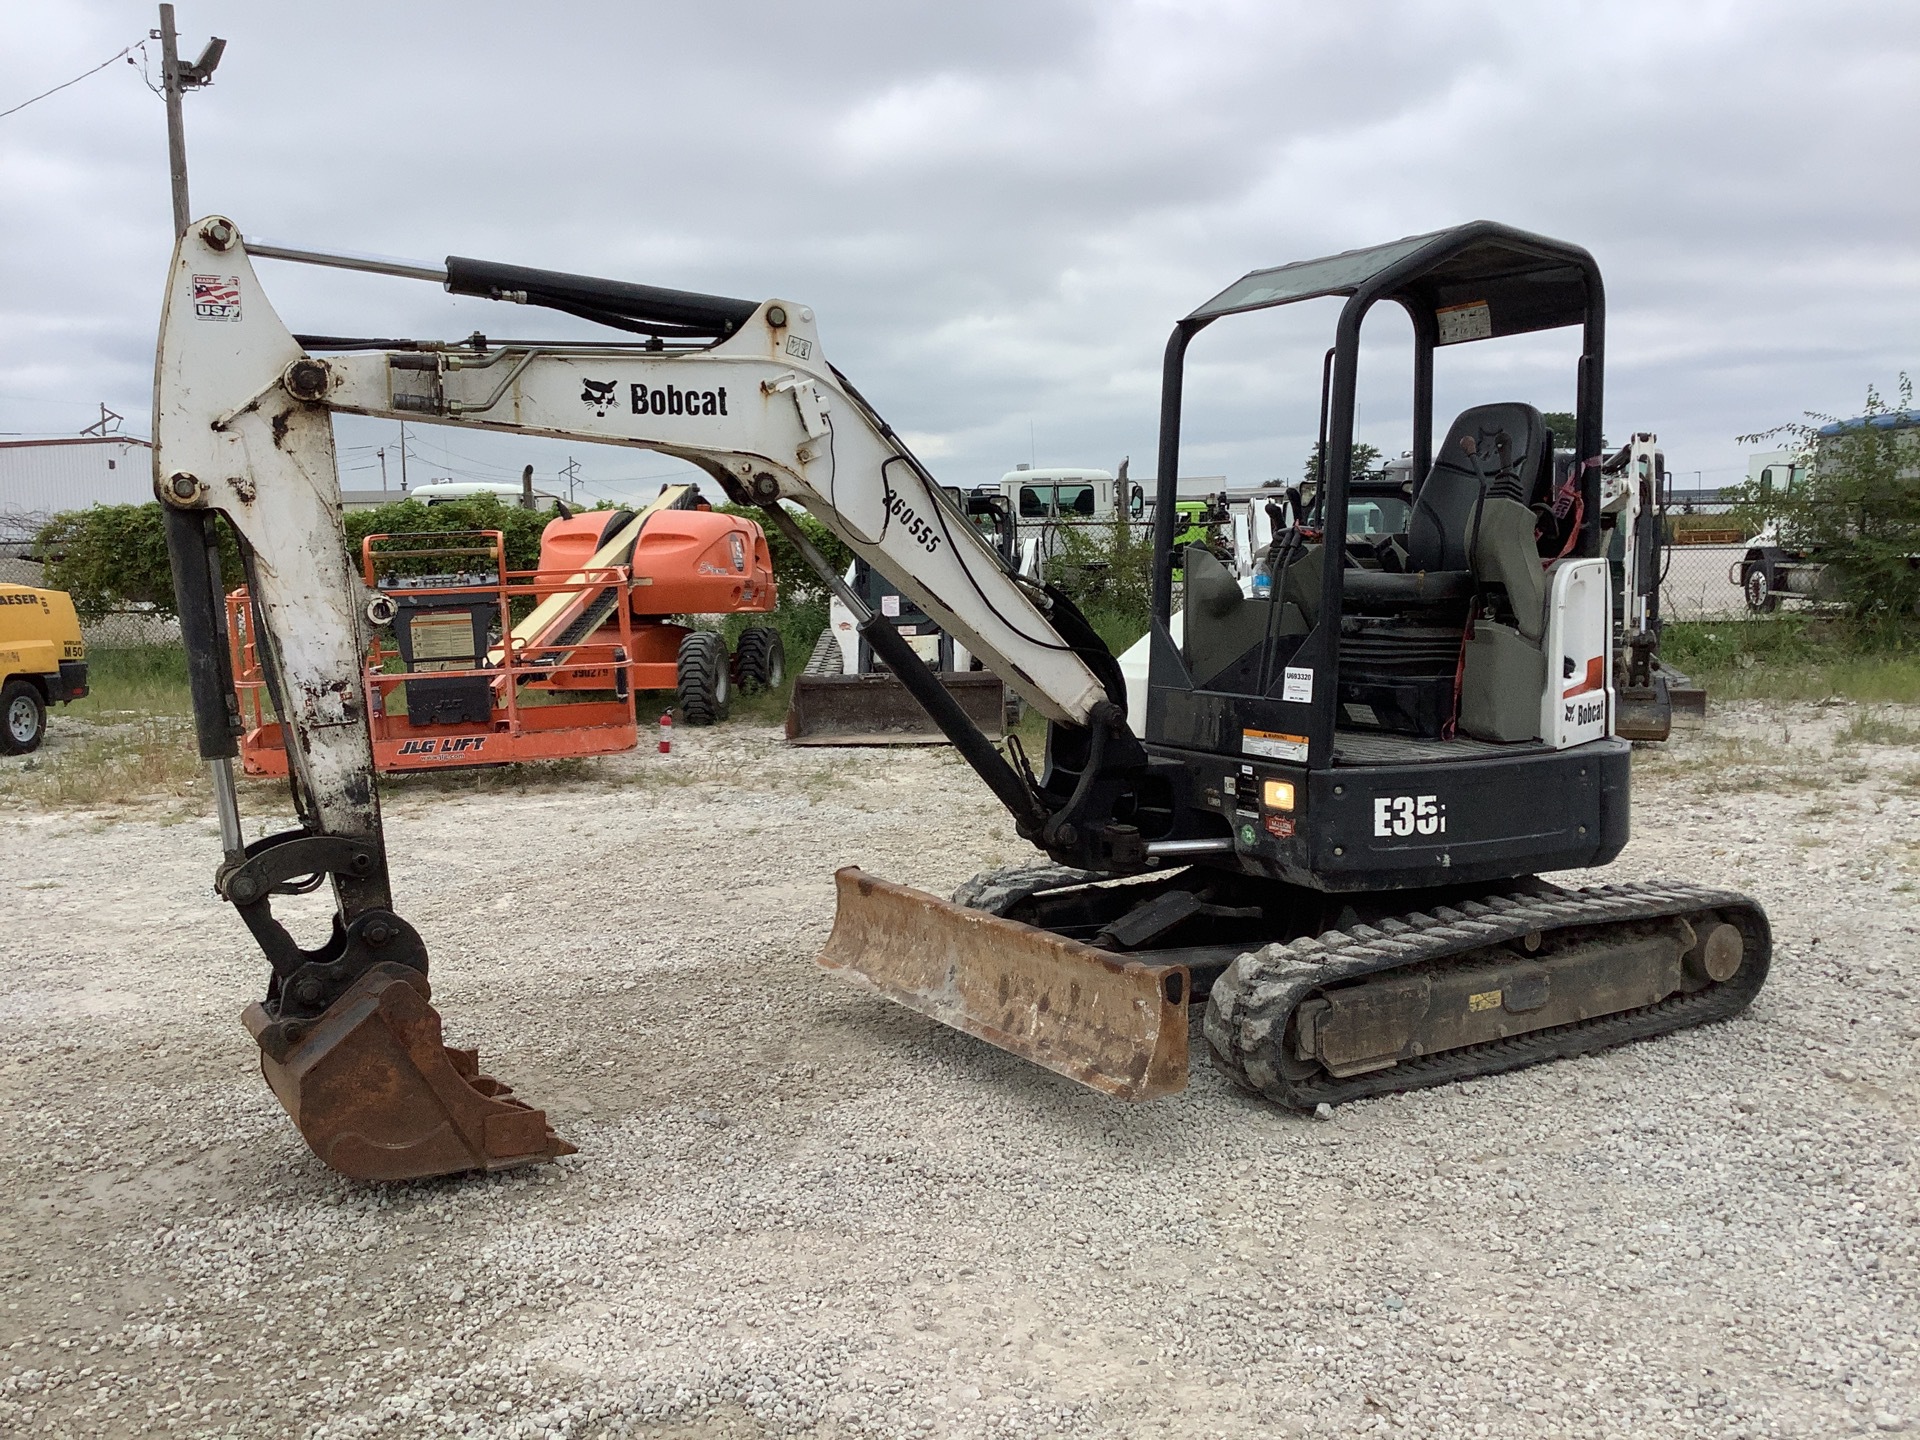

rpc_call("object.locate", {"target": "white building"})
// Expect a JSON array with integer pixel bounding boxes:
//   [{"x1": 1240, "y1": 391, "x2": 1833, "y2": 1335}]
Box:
[{"x1": 0, "y1": 436, "x2": 154, "y2": 549}]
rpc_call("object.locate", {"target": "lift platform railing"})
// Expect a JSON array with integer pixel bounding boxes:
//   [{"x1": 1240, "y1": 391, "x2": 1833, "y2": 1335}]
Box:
[{"x1": 227, "y1": 529, "x2": 643, "y2": 774}]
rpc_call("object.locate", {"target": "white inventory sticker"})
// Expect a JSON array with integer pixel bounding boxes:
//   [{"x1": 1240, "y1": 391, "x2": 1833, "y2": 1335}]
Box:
[
  {"x1": 1436, "y1": 299, "x2": 1492, "y2": 345},
  {"x1": 880, "y1": 593, "x2": 901, "y2": 617},
  {"x1": 1242, "y1": 728, "x2": 1309, "y2": 763},
  {"x1": 1282, "y1": 665, "x2": 1314, "y2": 704}
]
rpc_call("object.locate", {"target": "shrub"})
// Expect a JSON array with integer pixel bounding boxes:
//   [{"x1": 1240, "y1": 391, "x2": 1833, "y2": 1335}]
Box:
[
  {"x1": 1044, "y1": 514, "x2": 1154, "y2": 654},
  {"x1": 34, "y1": 502, "x2": 237, "y2": 622},
  {"x1": 1735, "y1": 374, "x2": 1920, "y2": 633}
]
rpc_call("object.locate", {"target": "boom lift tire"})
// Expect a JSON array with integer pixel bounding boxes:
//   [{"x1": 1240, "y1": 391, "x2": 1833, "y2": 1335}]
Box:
[
  {"x1": 676, "y1": 630, "x2": 732, "y2": 724},
  {"x1": 2, "y1": 678, "x2": 47, "y2": 755},
  {"x1": 733, "y1": 626, "x2": 787, "y2": 693}
]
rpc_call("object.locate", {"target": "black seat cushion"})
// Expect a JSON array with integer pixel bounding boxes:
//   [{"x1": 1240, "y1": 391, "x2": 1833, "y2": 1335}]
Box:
[
  {"x1": 1406, "y1": 403, "x2": 1551, "y2": 571},
  {"x1": 1342, "y1": 568, "x2": 1474, "y2": 605}
]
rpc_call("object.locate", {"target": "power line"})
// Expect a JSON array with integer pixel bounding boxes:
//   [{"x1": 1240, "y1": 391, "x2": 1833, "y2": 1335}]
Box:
[{"x1": 0, "y1": 40, "x2": 145, "y2": 121}]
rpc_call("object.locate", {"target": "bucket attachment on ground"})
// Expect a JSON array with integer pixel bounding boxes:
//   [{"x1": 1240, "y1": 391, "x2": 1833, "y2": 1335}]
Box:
[
  {"x1": 785, "y1": 671, "x2": 1007, "y2": 746},
  {"x1": 242, "y1": 963, "x2": 574, "y2": 1181},
  {"x1": 816, "y1": 867, "x2": 1188, "y2": 1099},
  {"x1": 1615, "y1": 674, "x2": 1673, "y2": 742}
]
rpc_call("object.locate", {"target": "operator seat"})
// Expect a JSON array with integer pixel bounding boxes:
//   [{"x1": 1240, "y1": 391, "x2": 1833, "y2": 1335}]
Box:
[
  {"x1": 1439, "y1": 403, "x2": 1556, "y2": 741},
  {"x1": 1338, "y1": 403, "x2": 1555, "y2": 739},
  {"x1": 1406, "y1": 403, "x2": 1551, "y2": 570}
]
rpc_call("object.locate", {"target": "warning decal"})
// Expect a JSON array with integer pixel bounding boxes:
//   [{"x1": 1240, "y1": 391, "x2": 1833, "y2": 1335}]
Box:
[
  {"x1": 1436, "y1": 300, "x2": 1491, "y2": 345},
  {"x1": 1241, "y1": 728, "x2": 1308, "y2": 763},
  {"x1": 192, "y1": 274, "x2": 242, "y2": 322}
]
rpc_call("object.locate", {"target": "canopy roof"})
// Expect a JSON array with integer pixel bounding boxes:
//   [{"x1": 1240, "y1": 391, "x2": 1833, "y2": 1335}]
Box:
[{"x1": 1188, "y1": 221, "x2": 1596, "y2": 343}]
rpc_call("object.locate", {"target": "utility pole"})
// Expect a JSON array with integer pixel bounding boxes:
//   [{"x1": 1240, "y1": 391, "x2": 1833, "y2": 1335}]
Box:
[
  {"x1": 377, "y1": 447, "x2": 388, "y2": 491},
  {"x1": 561, "y1": 456, "x2": 581, "y2": 505},
  {"x1": 80, "y1": 403, "x2": 124, "y2": 437},
  {"x1": 398, "y1": 421, "x2": 409, "y2": 491},
  {"x1": 155, "y1": 6, "x2": 224, "y2": 236}
]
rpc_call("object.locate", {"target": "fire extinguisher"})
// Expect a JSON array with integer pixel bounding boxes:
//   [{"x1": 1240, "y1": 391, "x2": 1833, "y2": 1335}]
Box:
[{"x1": 658, "y1": 709, "x2": 673, "y2": 754}]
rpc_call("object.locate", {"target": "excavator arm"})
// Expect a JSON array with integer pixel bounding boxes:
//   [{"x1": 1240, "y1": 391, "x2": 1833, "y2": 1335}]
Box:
[{"x1": 155, "y1": 219, "x2": 1158, "y2": 1181}]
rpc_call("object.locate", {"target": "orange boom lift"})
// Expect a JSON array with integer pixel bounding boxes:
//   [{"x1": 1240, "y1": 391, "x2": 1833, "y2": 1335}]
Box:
[{"x1": 229, "y1": 485, "x2": 779, "y2": 775}]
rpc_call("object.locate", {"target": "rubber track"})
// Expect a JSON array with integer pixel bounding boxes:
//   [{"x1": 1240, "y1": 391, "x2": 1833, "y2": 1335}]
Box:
[
  {"x1": 1203, "y1": 881, "x2": 1772, "y2": 1108},
  {"x1": 802, "y1": 630, "x2": 841, "y2": 678}
]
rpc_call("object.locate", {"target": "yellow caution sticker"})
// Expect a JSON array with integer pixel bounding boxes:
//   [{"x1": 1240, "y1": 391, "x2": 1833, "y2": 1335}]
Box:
[{"x1": 1468, "y1": 989, "x2": 1503, "y2": 1012}]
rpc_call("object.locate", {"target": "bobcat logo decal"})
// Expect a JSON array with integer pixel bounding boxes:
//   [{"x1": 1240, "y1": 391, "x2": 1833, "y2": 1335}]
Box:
[{"x1": 580, "y1": 378, "x2": 619, "y2": 417}]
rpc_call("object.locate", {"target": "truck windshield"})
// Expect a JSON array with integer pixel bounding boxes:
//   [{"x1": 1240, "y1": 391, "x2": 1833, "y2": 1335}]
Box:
[
  {"x1": 1056, "y1": 484, "x2": 1095, "y2": 517},
  {"x1": 1347, "y1": 495, "x2": 1411, "y2": 536}
]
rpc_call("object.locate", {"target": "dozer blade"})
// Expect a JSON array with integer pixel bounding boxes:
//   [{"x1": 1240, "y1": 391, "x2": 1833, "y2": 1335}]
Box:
[
  {"x1": 817, "y1": 868, "x2": 1188, "y2": 1100},
  {"x1": 785, "y1": 671, "x2": 1007, "y2": 745},
  {"x1": 242, "y1": 962, "x2": 574, "y2": 1182}
]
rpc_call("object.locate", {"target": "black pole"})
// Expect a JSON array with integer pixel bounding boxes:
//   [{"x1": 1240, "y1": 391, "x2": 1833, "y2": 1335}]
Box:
[
  {"x1": 1151, "y1": 323, "x2": 1202, "y2": 623},
  {"x1": 161, "y1": 507, "x2": 239, "y2": 762}
]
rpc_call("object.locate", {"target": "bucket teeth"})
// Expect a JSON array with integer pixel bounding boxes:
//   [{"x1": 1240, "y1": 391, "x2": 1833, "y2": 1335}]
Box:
[{"x1": 243, "y1": 962, "x2": 573, "y2": 1182}]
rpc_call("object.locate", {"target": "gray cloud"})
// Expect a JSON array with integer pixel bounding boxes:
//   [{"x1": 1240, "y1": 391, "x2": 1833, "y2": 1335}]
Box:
[{"x1": 1, "y1": 0, "x2": 1913, "y2": 501}]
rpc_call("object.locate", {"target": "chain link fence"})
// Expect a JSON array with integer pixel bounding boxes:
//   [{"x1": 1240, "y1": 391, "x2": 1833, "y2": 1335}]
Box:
[{"x1": 1660, "y1": 544, "x2": 1751, "y2": 622}]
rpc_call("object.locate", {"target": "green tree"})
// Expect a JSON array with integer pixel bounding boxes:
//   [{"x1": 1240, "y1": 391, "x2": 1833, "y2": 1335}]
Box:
[
  {"x1": 1043, "y1": 512, "x2": 1154, "y2": 652},
  {"x1": 35, "y1": 502, "x2": 239, "y2": 622},
  {"x1": 1302, "y1": 440, "x2": 1383, "y2": 485},
  {"x1": 38, "y1": 494, "x2": 566, "y2": 620},
  {"x1": 342, "y1": 494, "x2": 553, "y2": 579},
  {"x1": 1732, "y1": 375, "x2": 1920, "y2": 630}
]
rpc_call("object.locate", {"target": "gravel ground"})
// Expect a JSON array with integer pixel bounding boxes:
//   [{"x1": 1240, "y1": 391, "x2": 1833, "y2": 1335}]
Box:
[{"x1": 1, "y1": 700, "x2": 1917, "y2": 1440}]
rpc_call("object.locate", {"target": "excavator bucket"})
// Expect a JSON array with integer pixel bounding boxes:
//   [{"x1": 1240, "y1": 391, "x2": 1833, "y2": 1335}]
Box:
[
  {"x1": 786, "y1": 671, "x2": 1008, "y2": 746},
  {"x1": 242, "y1": 963, "x2": 574, "y2": 1182},
  {"x1": 817, "y1": 868, "x2": 1189, "y2": 1099},
  {"x1": 1615, "y1": 675, "x2": 1674, "y2": 742}
]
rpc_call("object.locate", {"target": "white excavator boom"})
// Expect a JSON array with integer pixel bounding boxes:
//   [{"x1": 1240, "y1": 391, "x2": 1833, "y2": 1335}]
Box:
[{"x1": 153, "y1": 218, "x2": 1148, "y2": 1181}]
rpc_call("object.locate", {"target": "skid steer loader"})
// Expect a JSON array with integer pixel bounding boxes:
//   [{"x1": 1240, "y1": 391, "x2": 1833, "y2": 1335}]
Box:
[
  {"x1": 786, "y1": 487, "x2": 1022, "y2": 745},
  {"x1": 154, "y1": 217, "x2": 1768, "y2": 1180}
]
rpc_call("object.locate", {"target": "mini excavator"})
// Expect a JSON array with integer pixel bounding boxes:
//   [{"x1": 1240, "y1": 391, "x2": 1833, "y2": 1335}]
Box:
[{"x1": 154, "y1": 218, "x2": 1769, "y2": 1179}]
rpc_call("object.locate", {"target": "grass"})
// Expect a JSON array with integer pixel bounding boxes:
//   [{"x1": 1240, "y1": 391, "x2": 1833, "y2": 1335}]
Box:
[
  {"x1": 0, "y1": 715, "x2": 207, "y2": 811},
  {"x1": 65, "y1": 645, "x2": 194, "y2": 719},
  {"x1": 5, "y1": 628, "x2": 813, "y2": 812},
  {"x1": 1662, "y1": 619, "x2": 1920, "y2": 703},
  {"x1": 1836, "y1": 709, "x2": 1920, "y2": 748}
]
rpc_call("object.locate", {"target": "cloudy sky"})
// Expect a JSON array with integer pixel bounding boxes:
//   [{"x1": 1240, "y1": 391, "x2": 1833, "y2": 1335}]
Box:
[{"x1": 2, "y1": 0, "x2": 1914, "y2": 503}]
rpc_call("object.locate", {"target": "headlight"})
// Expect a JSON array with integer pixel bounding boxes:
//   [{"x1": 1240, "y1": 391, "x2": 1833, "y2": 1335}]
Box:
[{"x1": 1262, "y1": 779, "x2": 1295, "y2": 811}]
